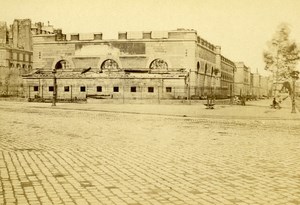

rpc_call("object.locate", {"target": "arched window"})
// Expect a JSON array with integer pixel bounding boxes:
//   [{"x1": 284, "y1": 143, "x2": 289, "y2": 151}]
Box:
[
  {"x1": 101, "y1": 59, "x2": 119, "y2": 70},
  {"x1": 55, "y1": 60, "x2": 69, "y2": 70},
  {"x1": 149, "y1": 59, "x2": 168, "y2": 70},
  {"x1": 204, "y1": 64, "x2": 208, "y2": 74},
  {"x1": 197, "y1": 62, "x2": 200, "y2": 73}
]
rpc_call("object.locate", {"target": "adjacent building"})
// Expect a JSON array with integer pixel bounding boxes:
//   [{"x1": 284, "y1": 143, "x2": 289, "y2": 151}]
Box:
[
  {"x1": 0, "y1": 19, "x2": 33, "y2": 96},
  {"x1": 234, "y1": 62, "x2": 251, "y2": 96}
]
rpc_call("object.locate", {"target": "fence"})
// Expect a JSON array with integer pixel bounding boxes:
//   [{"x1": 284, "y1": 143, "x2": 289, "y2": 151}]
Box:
[
  {"x1": 0, "y1": 85, "x2": 24, "y2": 98},
  {"x1": 5, "y1": 84, "x2": 300, "y2": 106}
]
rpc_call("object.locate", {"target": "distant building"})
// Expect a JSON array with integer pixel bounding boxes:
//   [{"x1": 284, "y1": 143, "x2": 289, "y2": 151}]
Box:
[
  {"x1": 220, "y1": 55, "x2": 235, "y2": 98},
  {"x1": 260, "y1": 76, "x2": 269, "y2": 97},
  {"x1": 252, "y1": 72, "x2": 261, "y2": 98},
  {"x1": 0, "y1": 46, "x2": 32, "y2": 96},
  {"x1": 0, "y1": 19, "x2": 35, "y2": 96},
  {"x1": 11, "y1": 19, "x2": 32, "y2": 51},
  {"x1": 234, "y1": 62, "x2": 251, "y2": 96}
]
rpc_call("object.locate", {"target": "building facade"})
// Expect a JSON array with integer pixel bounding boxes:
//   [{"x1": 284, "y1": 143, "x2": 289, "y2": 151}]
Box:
[
  {"x1": 234, "y1": 62, "x2": 251, "y2": 96},
  {"x1": 0, "y1": 19, "x2": 33, "y2": 96},
  {"x1": 23, "y1": 29, "x2": 236, "y2": 101},
  {"x1": 220, "y1": 55, "x2": 235, "y2": 98},
  {"x1": 0, "y1": 19, "x2": 271, "y2": 101}
]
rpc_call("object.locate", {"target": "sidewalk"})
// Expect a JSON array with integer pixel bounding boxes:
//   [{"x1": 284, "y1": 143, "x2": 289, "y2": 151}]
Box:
[{"x1": 2, "y1": 97, "x2": 299, "y2": 120}]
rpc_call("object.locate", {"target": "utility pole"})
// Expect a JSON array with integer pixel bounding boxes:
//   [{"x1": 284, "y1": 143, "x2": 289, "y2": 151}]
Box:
[
  {"x1": 291, "y1": 71, "x2": 299, "y2": 113},
  {"x1": 52, "y1": 69, "x2": 57, "y2": 106}
]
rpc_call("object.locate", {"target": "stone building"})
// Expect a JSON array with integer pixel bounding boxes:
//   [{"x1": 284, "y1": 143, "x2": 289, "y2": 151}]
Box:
[
  {"x1": 252, "y1": 72, "x2": 261, "y2": 98},
  {"x1": 22, "y1": 29, "x2": 237, "y2": 101},
  {"x1": 260, "y1": 76, "x2": 269, "y2": 97},
  {"x1": 220, "y1": 55, "x2": 235, "y2": 98},
  {"x1": 11, "y1": 19, "x2": 32, "y2": 51},
  {"x1": 0, "y1": 19, "x2": 33, "y2": 96},
  {"x1": 234, "y1": 62, "x2": 251, "y2": 96}
]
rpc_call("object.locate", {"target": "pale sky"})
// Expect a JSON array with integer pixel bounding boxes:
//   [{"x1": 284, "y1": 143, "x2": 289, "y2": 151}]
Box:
[{"x1": 1, "y1": 0, "x2": 300, "y2": 75}]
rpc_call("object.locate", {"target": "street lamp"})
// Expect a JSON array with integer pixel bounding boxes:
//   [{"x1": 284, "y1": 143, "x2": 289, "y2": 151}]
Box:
[
  {"x1": 206, "y1": 68, "x2": 220, "y2": 109},
  {"x1": 52, "y1": 68, "x2": 57, "y2": 106},
  {"x1": 290, "y1": 70, "x2": 299, "y2": 113},
  {"x1": 212, "y1": 68, "x2": 220, "y2": 104}
]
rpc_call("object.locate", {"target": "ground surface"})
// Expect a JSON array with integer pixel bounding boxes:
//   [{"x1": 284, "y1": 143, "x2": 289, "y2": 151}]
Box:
[{"x1": 0, "y1": 99, "x2": 300, "y2": 205}]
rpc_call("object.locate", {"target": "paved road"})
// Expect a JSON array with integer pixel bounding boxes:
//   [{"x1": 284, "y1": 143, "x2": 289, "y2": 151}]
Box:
[{"x1": 0, "y1": 101, "x2": 300, "y2": 205}]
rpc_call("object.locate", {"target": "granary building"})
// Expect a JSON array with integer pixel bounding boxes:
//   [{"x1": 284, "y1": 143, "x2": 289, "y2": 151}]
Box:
[{"x1": 23, "y1": 28, "x2": 236, "y2": 101}]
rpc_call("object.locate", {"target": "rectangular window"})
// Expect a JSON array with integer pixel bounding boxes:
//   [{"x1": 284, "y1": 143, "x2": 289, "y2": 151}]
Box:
[
  {"x1": 49, "y1": 86, "x2": 54, "y2": 92},
  {"x1": 13, "y1": 52, "x2": 17, "y2": 60},
  {"x1": 166, "y1": 87, "x2": 172, "y2": 92},
  {"x1": 80, "y1": 86, "x2": 86, "y2": 92},
  {"x1": 33, "y1": 86, "x2": 39, "y2": 92},
  {"x1": 64, "y1": 86, "x2": 70, "y2": 92},
  {"x1": 148, "y1": 87, "x2": 154, "y2": 93},
  {"x1": 97, "y1": 86, "x2": 102, "y2": 92},
  {"x1": 25, "y1": 54, "x2": 29, "y2": 62},
  {"x1": 113, "y1": 86, "x2": 119, "y2": 92},
  {"x1": 131, "y1": 86, "x2": 136, "y2": 92}
]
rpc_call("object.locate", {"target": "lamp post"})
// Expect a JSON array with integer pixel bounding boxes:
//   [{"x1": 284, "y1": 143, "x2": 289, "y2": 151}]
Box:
[
  {"x1": 206, "y1": 68, "x2": 219, "y2": 109},
  {"x1": 52, "y1": 68, "x2": 57, "y2": 106},
  {"x1": 213, "y1": 68, "x2": 220, "y2": 105},
  {"x1": 290, "y1": 71, "x2": 299, "y2": 113}
]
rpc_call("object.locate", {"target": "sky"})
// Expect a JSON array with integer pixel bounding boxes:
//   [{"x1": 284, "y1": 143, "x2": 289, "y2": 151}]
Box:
[{"x1": 1, "y1": 0, "x2": 300, "y2": 76}]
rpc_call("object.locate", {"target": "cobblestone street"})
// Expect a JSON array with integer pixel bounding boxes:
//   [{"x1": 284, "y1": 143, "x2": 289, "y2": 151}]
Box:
[{"x1": 0, "y1": 101, "x2": 300, "y2": 205}]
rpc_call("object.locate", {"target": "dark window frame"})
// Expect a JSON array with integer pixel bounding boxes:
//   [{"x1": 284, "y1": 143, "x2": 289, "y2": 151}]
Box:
[
  {"x1": 148, "y1": 87, "x2": 154, "y2": 93},
  {"x1": 64, "y1": 86, "x2": 70, "y2": 92},
  {"x1": 166, "y1": 87, "x2": 172, "y2": 93},
  {"x1": 33, "y1": 86, "x2": 39, "y2": 92},
  {"x1": 49, "y1": 86, "x2": 54, "y2": 92},
  {"x1": 131, "y1": 86, "x2": 137, "y2": 92},
  {"x1": 80, "y1": 86, "x2": 86, "y2": 92},
  {"x1": 97, "y1": 86, "x2": 102, "y2": 92},
  {"x1": 113, "y1": 86, "x2": 119, "y2": 92}
]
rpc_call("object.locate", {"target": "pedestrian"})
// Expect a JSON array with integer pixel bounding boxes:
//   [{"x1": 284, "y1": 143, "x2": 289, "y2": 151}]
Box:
[
  {"x1": 272, "y1": 98, "x2": 277, "y2": 108},
  {"x1": 241, "y1": 96, "x2": 246, "y2": 106},
  {"x1": 272, "y1": 97, "x2": 281, "y2": 109}
]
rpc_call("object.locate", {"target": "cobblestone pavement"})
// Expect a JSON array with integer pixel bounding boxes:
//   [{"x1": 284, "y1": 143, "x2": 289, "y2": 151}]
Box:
[{"x1": 0, "y1": 101, "x2": 300, "y2": 205}]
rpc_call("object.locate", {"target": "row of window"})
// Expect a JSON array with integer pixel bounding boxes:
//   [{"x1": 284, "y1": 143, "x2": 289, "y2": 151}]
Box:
[
  {"x1": 10, "y1": 63, "x2": 32, "y2": 69},
  {"x1": 11, "y1": 52, "x2": 31, "y2": 62},
  {"x1": 33, "y1": 86, "x2": 173, "y2": 93}
]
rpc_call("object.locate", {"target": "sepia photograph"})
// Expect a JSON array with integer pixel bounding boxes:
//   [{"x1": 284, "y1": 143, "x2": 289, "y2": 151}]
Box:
[{"x1": 0, "y1": 0, "x2": 300, "y2": 204}]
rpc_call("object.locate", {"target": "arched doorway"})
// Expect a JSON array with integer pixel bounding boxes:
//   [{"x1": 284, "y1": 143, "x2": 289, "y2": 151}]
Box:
[{"x1": 55, "y1": 60, "x2": 68, "y2": 70}]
